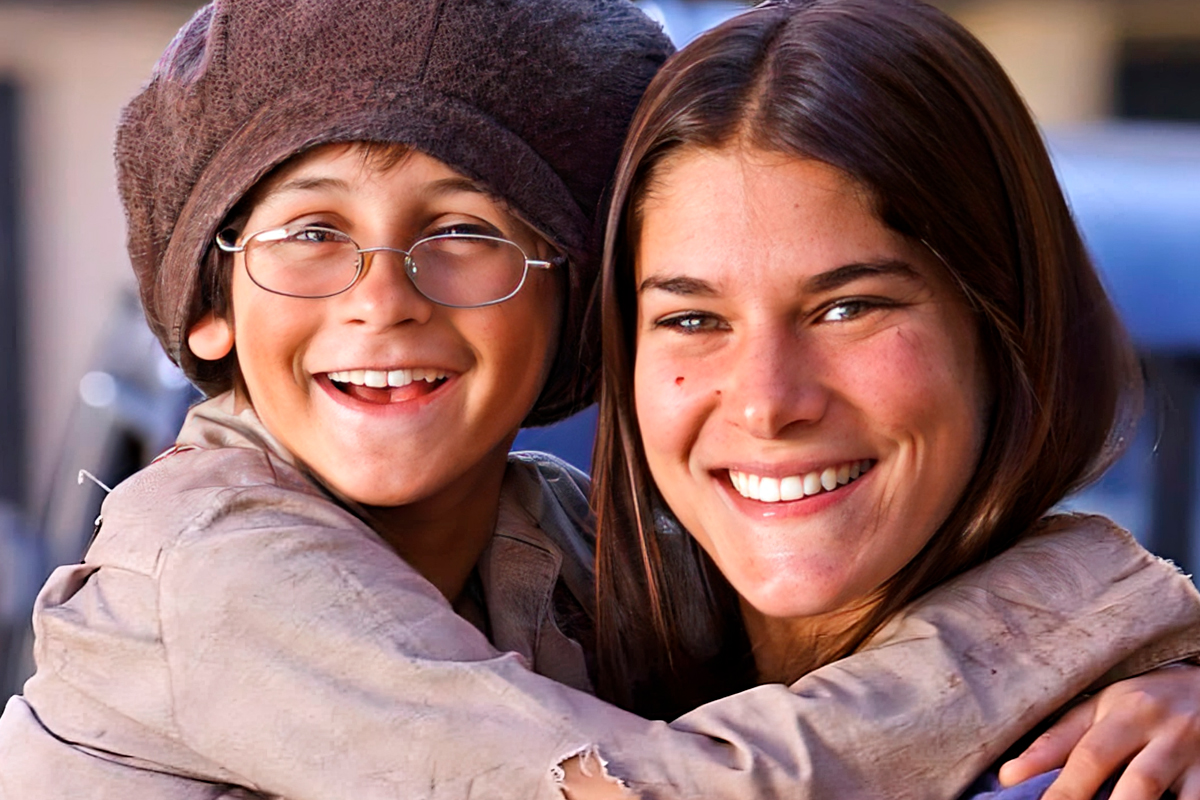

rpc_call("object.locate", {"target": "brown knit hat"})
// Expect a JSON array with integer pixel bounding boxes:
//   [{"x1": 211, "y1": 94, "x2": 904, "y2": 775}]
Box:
[{"x1": 117, "y1": 0, "x2": 672, "y2": 424}]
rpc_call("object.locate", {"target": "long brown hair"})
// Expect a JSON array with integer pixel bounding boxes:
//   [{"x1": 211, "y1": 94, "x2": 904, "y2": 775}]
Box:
[{"x1": 592, "y1": 0, "x2": 1141, "y2": 717}]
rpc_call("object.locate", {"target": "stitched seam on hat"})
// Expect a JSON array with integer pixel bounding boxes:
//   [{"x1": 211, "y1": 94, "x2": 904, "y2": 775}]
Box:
[{"x1": 416, "y1": 0, "x2": 448, "y2": 85}]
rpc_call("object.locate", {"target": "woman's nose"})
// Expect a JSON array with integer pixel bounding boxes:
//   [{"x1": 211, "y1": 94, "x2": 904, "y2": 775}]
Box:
[
  {"x1": 337, "y1": 249, "x2": 435, "y2": 327},
  {"x1": 722, "y1": 326, "x2": 829, "y2": 439}
]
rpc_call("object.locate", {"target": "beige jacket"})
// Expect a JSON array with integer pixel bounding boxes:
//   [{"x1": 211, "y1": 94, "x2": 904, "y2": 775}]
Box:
[{"x1": 1, "y1": 394, "x2": 1199, "y2": 800}]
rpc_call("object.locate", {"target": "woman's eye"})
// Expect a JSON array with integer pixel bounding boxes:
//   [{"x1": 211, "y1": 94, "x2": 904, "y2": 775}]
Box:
[
  {"x1": 655, "y1": 312, "x2": 726, "y2": 334},
  {"x1": 819, "y1": 299, "x2": 878, "y2": 323}
]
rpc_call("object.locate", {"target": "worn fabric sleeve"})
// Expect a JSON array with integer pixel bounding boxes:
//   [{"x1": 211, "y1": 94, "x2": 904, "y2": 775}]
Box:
[{"x1": 14, "y1": 450, "x2": 1200, "y2": 800}]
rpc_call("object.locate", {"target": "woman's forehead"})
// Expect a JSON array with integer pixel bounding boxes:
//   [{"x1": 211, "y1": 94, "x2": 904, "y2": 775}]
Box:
[{"x1": 634, "y1": 149, "x2": 928, "y2": 285}]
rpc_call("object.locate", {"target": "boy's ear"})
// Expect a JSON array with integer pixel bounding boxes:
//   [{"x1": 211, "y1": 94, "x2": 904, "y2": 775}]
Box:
[{"x1": 187, "y1": 311, "x2": 234, "y2": 361}]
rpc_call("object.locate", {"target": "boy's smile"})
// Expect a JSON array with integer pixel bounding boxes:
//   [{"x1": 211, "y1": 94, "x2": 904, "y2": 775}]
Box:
[
  {"x1": 324, "y1": 367, "x2": 449, "y2": 404},
  {"x1": 189, "y1": 144, "x2": 561, "y2": 534}
]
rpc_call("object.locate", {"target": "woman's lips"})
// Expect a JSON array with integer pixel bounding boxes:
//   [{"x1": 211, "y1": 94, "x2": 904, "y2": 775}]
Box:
[{"x1": 728, "y1": 459, "x2": 876, "y2": 503}]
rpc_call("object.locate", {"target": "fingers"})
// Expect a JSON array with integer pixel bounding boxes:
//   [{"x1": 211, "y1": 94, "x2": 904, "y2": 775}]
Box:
[
  {"x1": 1010, "y1": 665, "x2": 1200, "y2": 800},
  {"x1": 1040, "y1": 699, "x2": 1150, "y2": 800},
  {"x1": 1110, "y1": 715, "x2": 1200, "y2": 800},
  {"x1": 1177, "y1": 766, "x2": 1200, "y2": 800},
  {"x1": 1000, "y1": 700, "x2": 1096, "y2": 788}
]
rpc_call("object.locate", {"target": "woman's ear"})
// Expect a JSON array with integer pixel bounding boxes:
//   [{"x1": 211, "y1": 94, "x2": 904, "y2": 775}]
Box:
[{"x1": 187, "y1": 311, "x2": 234, "y2": 361}]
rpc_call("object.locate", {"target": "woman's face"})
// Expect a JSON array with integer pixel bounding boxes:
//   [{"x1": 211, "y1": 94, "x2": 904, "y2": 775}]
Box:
[
  {"x1": 189, "y1": 144, "x2": 561, "y2": 511},
  {"x1": 633, "y1": 147, "x2": 989, "y2": 622}
]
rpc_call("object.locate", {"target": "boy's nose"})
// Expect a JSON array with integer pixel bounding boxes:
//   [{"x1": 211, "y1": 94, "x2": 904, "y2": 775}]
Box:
[{"x1": 338, "y1": 249, "x2": 435, "y2": 327}]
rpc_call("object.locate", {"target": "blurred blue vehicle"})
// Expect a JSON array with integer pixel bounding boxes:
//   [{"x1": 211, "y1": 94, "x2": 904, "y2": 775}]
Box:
[{"x1": 1050, "y1": 124, "x2": 1200, "y2": 569}]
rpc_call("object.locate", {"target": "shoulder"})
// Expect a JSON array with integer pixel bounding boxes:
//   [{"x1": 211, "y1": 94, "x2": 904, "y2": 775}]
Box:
[
  {"x1": 1021, "y1": 511, "x2": 1139, "y2": 554},
  {"x1": 508, "y1": 450, "x2": 592, "y2": 496},
  {"x1": 506, "y1": 450, "x2": 595, "y2": 553},
  {"x1": 887, "y1": 511, "x2": 1199, "y2": 653},
  {"x1": 88, "y1": 440, "x2": 370, "y2": 576},
  {"x1": 87, "y1": 441, "x2": 453, "y2": 662},
  {"x1": 973, "y1": 512, "x2": 1154, "y2": 596}
]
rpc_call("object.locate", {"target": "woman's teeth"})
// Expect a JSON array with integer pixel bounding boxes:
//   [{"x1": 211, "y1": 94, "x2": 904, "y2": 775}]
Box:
[
  {"x1": 327, "y1": 368, "x2": 447, "y2": 388},
  {"x1": 729, "y1": 460, "x2": 874, "y2": 503}
]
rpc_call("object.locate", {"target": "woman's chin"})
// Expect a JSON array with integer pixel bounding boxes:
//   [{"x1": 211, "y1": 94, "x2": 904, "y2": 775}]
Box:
[{"x1": 735, "y1": 572, "x2": 860, "y2": 623}]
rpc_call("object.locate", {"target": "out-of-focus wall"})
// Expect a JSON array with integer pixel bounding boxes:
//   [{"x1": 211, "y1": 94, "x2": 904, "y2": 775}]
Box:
[
  {"x1": 942, "y1": 0, "x2": 1200, "y2": 125},
  {"x1": 0, "y1": 3, "x2": 197, "y2": 511},
  {"x1": 951, "y1": 0, "x2": 1120, "y2": 124}
]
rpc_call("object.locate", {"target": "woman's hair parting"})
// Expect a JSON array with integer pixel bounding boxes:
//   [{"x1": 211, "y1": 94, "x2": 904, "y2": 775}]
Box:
[{"x1": 591, "y1": 0, "x2": 1141, "y2": 716}]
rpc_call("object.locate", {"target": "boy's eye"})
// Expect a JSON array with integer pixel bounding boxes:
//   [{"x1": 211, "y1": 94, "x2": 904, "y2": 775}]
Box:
[
  {"x1": 430, "y1": 221, "x2": 501, "y2": 238},
  {"x1": 654, "y1": 312, "x2": 727, "y2": 334},
  {"x1": 291, "y1": 226, "x2": 352, "y2": 245}
]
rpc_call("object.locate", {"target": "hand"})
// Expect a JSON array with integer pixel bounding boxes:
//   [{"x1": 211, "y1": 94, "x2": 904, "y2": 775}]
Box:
[{"x1": 999, "y1": 664, "x2": 1200, "y2": 800}]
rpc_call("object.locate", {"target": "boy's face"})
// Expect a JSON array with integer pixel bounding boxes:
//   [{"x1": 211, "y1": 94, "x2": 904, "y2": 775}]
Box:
[{"x1": 190, "y1": 144, "x2": 561, "y2": 511}]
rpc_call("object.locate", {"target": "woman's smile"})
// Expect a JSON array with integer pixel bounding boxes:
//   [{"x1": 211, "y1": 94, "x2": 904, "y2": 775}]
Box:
[
  {"x1": 727, "y1": 459, "x2": 875, "y2": 504},
  {"x1": 633, "y1": 146, "x2": 989, "y2": 624}
]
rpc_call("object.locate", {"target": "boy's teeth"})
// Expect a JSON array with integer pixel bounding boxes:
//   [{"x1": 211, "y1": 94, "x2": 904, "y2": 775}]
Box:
[
  {"x1": 327, "y1": 368, "x2": 449, "y2": 387},
  {"x1": 729, "y1": 459, "x2": 874, "y2": 503}
]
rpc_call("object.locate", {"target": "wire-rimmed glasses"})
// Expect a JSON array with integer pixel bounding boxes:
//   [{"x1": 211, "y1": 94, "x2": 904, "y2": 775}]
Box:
[{"x1": 215, "y1": 225, "x2": 565, "y2": 308}]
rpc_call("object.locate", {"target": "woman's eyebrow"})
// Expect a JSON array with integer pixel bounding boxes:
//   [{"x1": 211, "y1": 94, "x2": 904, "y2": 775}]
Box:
[
  {"x1": 638, "y1": 260, "x2": 920, "y2": 297},
  {"x1": 638, "y1": 274, "x2": 718, "y2": 296},
  {"x1": 805, "y1": 260, "x2": 921, "y2": 294}
]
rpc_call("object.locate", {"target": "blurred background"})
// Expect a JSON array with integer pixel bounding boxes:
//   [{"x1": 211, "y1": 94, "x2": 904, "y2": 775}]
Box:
[{"x1": 0, "y1": 0, "x2": 1198, "y2": 693}]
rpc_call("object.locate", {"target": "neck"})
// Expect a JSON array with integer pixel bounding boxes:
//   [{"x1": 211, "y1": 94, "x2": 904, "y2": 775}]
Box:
[
  {"x1": 739, "y1": 596, "x2": 878, "y2": 684},
  {"x1": 364, "y1": 442, "x2": 512, "y2": 603}
]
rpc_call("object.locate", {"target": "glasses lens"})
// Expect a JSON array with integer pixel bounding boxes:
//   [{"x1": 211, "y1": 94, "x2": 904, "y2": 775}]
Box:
[
  {"x1": 408, "y1": 235, "x2": 527, "y2": 307},
  {"x1": 245, "y1": 227, "x2": 360, "y2": 298}
]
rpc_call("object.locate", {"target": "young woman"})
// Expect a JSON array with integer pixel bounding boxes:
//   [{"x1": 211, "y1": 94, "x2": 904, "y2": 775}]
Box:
[
  {"x1": 0, "y1": 1, "x2": 1197, "y2": 799},
  {"x1": 592, "y1": 1, "x2": 1200, "y2": 798}
]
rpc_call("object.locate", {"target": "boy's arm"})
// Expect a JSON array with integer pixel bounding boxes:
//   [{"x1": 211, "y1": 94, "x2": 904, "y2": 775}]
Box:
[
  {"x1": 664, "y1": 514, "x2": 1200, "y2": 798},
  {"x1": 21, "y1": 485, "x2": 1200, "y2": 800}
]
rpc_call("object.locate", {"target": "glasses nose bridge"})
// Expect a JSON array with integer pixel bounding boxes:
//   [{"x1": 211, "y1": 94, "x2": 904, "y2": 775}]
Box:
[{"x1": 354, "y1": 244, "x2": 416, "y2": 288}]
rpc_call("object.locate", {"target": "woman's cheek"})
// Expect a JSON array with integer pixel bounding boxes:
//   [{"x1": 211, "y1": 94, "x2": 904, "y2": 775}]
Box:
[{"x1": 635, "y1": 344, "x2": 721, "y2": 472}]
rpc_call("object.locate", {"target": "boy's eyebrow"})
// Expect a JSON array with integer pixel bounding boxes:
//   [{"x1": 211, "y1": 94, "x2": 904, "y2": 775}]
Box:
[
  {"x1": 425, "y1": 176, "x2": 491, "y2": 197},
  {"x1": 261, "y1": 175, "x2": 350, "y2": 199},
  {"x1": 638, "y1": 260, "x2": 922, "y2": 297},
  {"x1": 261, "y1": 175, "x2": 492, "y2": 203}
]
